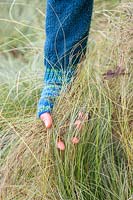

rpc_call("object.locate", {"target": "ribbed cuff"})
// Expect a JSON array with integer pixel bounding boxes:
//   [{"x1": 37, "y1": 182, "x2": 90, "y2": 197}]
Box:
[
  {"x1": 37, "y1": 65, "x2": 77, "y2": 118},
  {"x1": 37, "y1": 84, "x2": 62, "y2": 118},
  {"x1": 44, "y1": 65, "x2": 77, "y2": 85}
]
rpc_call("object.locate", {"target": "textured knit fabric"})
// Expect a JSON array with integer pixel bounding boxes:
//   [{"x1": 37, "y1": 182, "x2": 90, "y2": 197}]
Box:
[{"x1": 37, "y1": 0, "x2": 94, "y2": 117}]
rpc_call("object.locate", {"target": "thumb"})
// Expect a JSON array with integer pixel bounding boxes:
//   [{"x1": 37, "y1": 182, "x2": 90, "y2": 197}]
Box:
[{"x1": 40, "y1": 112, "x2": 53, "y2": 129}]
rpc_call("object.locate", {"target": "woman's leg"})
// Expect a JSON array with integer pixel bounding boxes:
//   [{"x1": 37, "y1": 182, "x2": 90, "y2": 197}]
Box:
[{"x1": 37, "y1": 0, "x2": 94, "y2": 127}]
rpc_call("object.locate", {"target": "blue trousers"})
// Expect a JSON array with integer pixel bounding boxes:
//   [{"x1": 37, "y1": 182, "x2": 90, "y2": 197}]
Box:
[{"x1": 44, "y1": 0, "x2": 94, "y2": 84}]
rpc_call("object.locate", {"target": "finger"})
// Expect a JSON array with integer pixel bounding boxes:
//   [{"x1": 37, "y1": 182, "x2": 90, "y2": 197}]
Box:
[
  {"x1": 40, "y1": 112, "x2": 53, "y2": 129},
  {"x1": 57, "y1": 140, "x2": 65, "y2": 151},
  {"x1": 71, "y1": 137, "x2": 80, "y2": 144},
  {"x1": 74, "y1": 119, "x2": 83, "y2": 131}
]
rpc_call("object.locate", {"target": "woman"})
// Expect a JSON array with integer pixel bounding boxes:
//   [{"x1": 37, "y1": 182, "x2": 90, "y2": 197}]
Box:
[{"x1": 37, "y1": 0, "x2": 94, "y2": 150}]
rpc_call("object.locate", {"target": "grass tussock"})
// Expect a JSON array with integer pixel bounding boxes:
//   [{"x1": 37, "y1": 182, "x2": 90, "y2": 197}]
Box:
[{"x1": 0, "y1": 1, "x2": 133, "y2": 200}]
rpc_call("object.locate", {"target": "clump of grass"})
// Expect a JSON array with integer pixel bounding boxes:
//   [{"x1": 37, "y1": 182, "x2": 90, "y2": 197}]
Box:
[{"x1": 0, "y1": 1, "x2": 132, "y2": 200}]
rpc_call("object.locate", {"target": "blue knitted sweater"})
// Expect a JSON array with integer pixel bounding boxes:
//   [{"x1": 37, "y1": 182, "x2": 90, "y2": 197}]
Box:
[{"x1": 38, "y1": 0, "x2": 93, "y2": 117}]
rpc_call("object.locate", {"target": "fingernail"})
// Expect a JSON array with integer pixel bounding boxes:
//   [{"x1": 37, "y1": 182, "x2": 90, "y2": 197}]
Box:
[
  {"x1": 45, "y1": 120, "x2": 49, "y2": 128},
  {"x1": 71, "y1": 137, "x2": 80, "y2": 144}
]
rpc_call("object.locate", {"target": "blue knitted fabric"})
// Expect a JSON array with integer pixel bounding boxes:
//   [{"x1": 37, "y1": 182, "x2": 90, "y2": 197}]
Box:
[{"x1": 37, "y1": 0, "x2": 94, "y2": 117}]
